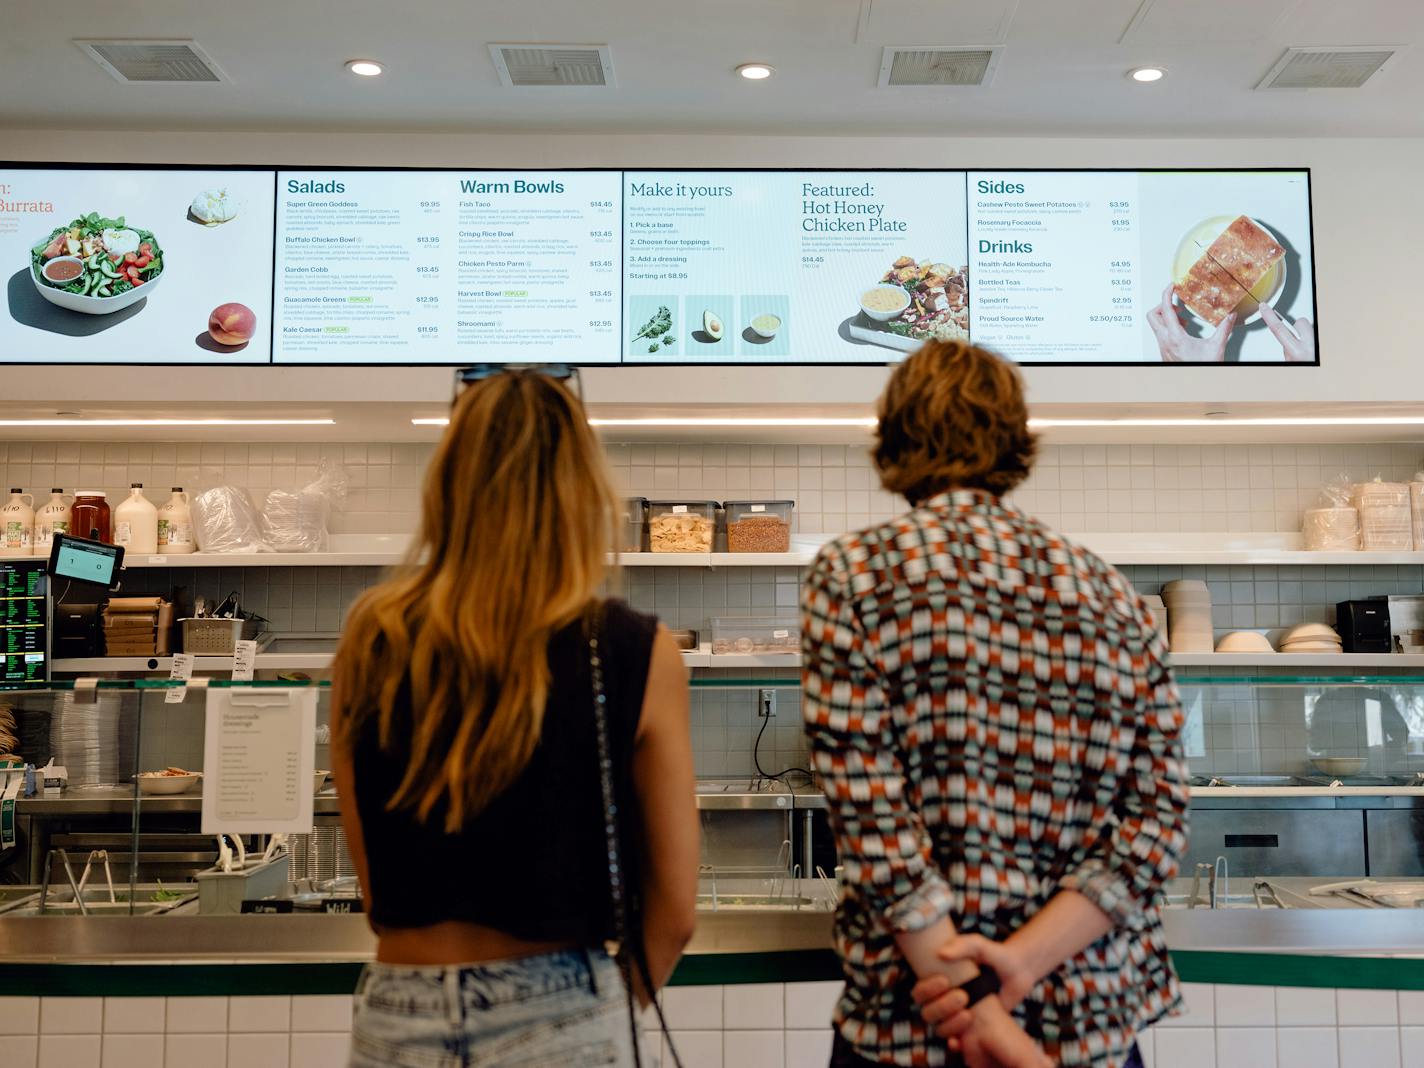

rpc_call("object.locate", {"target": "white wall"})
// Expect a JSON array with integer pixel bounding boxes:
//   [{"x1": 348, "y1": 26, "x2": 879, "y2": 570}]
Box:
[{"x1": 2, "y1": 128, "x2": 1420, "y2": 409}]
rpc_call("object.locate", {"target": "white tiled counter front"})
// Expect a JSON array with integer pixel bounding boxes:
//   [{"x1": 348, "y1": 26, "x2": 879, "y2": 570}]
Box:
[
  {"x1": 0, "y1": 995, "x2": 352, "y2": 1068},
  {"x1": 7, "y1": 980, "x2": 1424, "y2": 1067}
]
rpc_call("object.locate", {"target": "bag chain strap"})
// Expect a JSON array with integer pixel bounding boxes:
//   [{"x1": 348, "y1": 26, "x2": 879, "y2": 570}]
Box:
[{"x1": 590, "y1": 610, "x2": 682, "y2": 1068}]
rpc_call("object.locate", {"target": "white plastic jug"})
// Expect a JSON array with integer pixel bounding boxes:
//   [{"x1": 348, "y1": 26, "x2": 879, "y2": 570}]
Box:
[
  {"x1": 114, "y1": 484, "x2": 158, "y2": 555},
  {"x1": 0, "y1": 490, "x2": 33, "y2": 558},
  {"x1": 157, "y1": 488, "x2": 194, "y2": 555},
  {"x1": 33, "y1": 489, "x2": 72, "y2": 556}
]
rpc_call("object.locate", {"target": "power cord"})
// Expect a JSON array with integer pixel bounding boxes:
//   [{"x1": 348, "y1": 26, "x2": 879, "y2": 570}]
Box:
[{"x1": 751, "y1": 710, "x2": 813, "y2": 786}]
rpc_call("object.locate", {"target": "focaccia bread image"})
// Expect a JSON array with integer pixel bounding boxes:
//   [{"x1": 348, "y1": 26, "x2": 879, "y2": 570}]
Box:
[
  {"x1": 1175, "y1": 256, "x2": 1251, "y2": 325},
  {"x1": 1204, "y1": 215, "x2": 1285, "y2": 295}
]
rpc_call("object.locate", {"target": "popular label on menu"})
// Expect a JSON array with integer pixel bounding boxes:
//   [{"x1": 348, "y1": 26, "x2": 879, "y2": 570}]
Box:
[
  {"x1": 967, "y1": 170, "x2": 1316, "y2": 364},
  {"x1": 272, "y1": 170, "x2": 622, "y2": 364},
  {"x1": 621, "y1": 171, "x2": 969, "y2": 364}
]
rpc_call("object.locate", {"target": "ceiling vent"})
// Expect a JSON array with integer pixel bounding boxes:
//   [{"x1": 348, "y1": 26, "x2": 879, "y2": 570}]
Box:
[
  {"x1": 1257, "y1": 46, "x2": 1398, "y2": 89},
  {"x1": 488, "y1": 45, "x2": 614, "y2": 87},
  {"x1": 878, "y1": 47, "x2": 1000, "y2": 87},
  {"x1": 75, "y1": 39, "x2": 227, "y2": 84}
]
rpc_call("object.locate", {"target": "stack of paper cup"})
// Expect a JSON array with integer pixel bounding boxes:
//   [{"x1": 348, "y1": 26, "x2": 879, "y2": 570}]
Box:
[
  {"x1": 1162, "y1": 580, "x2": 1215, "y2": 653},
  {"x1": 1141, "y1": 593, "x2": 1166, "y2": 628}
]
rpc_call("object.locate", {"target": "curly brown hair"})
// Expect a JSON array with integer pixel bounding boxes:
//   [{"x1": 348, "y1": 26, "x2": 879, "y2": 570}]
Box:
[{"x1": 873, "y1": 340, "x2": 1038, "y2": 503}]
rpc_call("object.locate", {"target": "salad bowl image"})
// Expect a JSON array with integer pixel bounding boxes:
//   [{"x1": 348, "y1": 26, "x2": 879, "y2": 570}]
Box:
[{"x1": 31, "y1": 212, "x2": 165, "y2": 315}]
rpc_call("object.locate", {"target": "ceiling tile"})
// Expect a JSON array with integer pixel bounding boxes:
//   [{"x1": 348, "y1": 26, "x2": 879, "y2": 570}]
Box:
[
  {"x1": 864, "y1": 0, "x2": 1020, "y2": 44},
  {"x1": 1120, "y1": 0, "x2": 1301, "y2": 43}
]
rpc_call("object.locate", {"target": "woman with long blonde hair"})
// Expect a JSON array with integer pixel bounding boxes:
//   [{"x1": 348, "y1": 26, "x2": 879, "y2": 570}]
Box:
[{"x1": 332, "y1": 365, "x2": 698, "y2": 1068}]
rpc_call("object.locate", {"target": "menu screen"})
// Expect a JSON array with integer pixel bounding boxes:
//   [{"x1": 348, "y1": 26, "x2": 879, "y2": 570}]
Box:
[
  {"x1": 0, "y1": 167, "x2": 274, "y2": 363},
  {"x1": 0, "y1": 560, "x2": 46, "y2": 689},
  {"x1": 622, "y1": 171, "x2": 968, "y2": 364},
  {"x1": 272, "y1": 170, "x2": 622, "y2": 364},
  {"x1": 0, "y1": 165, "x2": 1317, "y2": 367},
  {"x1": 968, "y1": 170, "x2": 1316, "y2": 364}
]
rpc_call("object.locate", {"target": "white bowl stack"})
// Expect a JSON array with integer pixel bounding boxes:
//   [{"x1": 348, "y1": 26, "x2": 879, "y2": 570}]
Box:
[
  {"x1": 1278, "y1": 622, "x2": 1344, "y2": 654},
  {"x1": 1162, "y1": 580, "x2": 1214, "y2": 653}
]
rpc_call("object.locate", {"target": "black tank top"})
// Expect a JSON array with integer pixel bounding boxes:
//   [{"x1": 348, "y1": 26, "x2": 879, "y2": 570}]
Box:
[{"x1": 352, "y1": 599, "x2": 658, "y2": 942}]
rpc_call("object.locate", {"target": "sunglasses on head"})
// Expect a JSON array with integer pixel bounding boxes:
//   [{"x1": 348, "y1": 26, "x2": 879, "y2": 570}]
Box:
[{"x1": 452, "y1": 364, "x2": 582, "y2": 405}]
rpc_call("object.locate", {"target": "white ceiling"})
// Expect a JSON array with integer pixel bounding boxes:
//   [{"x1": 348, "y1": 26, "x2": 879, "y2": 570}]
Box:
[{"x1": 0, "y1": 0, "x2": 1419, "y2": 137}]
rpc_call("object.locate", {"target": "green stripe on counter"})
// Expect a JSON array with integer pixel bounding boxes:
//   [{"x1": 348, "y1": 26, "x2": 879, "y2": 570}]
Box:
[{"x1": 7, "y1": 949, "x2": 1424, "y2": 996}]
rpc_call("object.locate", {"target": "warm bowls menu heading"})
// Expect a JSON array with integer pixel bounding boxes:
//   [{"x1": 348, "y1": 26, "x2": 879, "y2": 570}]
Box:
[{"x1": 0, "y1": 167, "x2": 1316, "y2": 366}]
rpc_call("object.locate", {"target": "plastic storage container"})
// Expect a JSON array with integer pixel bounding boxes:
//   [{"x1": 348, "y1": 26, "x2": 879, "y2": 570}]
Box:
[
  {"x1": 647, "y1": 500, "x2": 717, "y2": 553},
  {"x1": 157, "y1": 488, "x2": 194, "y2": 554},
  {"x1": 0, "y1": 489, "x2": 33, "y2": 558},
  {"x1": 620, "y1": 497, "x2": 648, "y2": 553},
  {"x1": 724, "y1": 500, "x2": 794, "y2": 553},
  {"x1": 711, "y1": 616, "x2": 800, "y2": 656},
  {"x1": 71, "y1": 492, "x2": 111, "y2": 543},
  {"x1": 114, "y1": 483, "x2": 158, "y2": 555},
  {"x1": 34, "y1": 489, "x2": 72, "y2": 556}
]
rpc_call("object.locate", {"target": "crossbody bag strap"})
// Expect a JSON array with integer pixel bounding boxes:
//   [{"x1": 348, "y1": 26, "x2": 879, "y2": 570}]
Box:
[{"x1": 589, "y1": 605, "x2": 682, "y2": 1068}]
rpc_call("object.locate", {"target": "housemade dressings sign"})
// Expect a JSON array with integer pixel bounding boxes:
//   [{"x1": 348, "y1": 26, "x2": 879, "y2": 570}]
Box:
[{"x1": 201, "y1": 687, "x2": 317, "y2": 834}]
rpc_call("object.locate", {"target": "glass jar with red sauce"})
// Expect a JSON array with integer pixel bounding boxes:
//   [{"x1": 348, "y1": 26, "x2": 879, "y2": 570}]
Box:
[{"x1": 71, "y1": 492, "x2": 111, "y2": 543}]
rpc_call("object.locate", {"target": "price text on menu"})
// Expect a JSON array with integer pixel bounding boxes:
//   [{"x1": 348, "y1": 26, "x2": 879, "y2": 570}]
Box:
[{"x1": 272, "y1": 171, "x2": 622, "y2": 363}]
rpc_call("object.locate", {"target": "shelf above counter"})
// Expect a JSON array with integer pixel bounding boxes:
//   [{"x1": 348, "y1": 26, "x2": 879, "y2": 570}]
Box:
[{"x1": 108, "y1": 531, "x2": 1424, "y2": 569}]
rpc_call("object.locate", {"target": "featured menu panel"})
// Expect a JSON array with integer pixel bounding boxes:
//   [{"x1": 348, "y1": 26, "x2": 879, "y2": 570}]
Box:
[
  {"x1": 0, "y1": 168, "x2": 275, "y2": 363},
  {"x1": 272, "y1": 170, "x2": 622, "y2": 364},
  {"x1": 968, "y1": 170, "x2": 1315, "y2": 364},
  {"x1": 622, "y1": 171, "x2": 969, "y2": 364}
]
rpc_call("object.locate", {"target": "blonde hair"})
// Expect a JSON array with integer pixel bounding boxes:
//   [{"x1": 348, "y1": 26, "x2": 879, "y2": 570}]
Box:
[{"x1": 331, "y1": 371, "x2": 618, "y2": 831}]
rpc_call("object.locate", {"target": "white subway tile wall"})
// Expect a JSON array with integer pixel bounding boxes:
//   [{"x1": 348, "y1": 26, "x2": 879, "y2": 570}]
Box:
[{"x1": 8, "y1": 439, "x2": 1424, "y2": 540}]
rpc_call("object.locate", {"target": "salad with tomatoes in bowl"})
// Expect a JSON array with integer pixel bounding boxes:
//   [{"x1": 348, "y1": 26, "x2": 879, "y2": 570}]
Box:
[{"x1": 31, "y1": 212, "x2": 165, "y2": 314}]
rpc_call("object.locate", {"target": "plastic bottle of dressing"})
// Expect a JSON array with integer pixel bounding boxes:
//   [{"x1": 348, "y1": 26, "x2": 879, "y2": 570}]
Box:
[
  {"x1": 157, "y1": 488, "x2": 194, "y2": 555},
  {"x1": 114, "y1": 483, "x2": 158, "y2": 555},
  {"x1": 0, "y1": 490, "x2": 33, "y2": 558},
  {"x1": 34, "y1": 489, "x2": 72, "y2": 555}
]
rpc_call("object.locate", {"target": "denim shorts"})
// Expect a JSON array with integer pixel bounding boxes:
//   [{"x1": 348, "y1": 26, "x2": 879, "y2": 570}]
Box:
[{"x1": 350, "y1": 947, "x2": 638, "y2": 1068}]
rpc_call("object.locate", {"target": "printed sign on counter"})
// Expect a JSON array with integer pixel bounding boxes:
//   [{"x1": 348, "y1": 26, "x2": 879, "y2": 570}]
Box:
[
  {"x1": 621, "y1": 171, "x2": 969, "y2": 364},
  {"x1": 0, "y1": 168, "x2": 275, "y2": 363},
  {"x1": 272, "y1": 170, "x2": 622, "y2": 364},
  {"x1": 201, "y1": 687, "x2": 316, "y2": 834}
]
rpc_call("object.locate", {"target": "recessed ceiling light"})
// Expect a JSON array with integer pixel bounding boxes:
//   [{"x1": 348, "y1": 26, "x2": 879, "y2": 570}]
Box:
[
  {"x1": 736, "y1": 63, "x2": 775, "y2": 80},
  {"x1": 345, "y1": 59, "x2": 383, "y2": 77},
  {"x1": 1128, "y1": 66, "x2": 1166, "y2": 83}
]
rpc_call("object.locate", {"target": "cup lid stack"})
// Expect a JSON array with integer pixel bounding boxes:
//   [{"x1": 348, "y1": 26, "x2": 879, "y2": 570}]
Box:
[{"x1": 1162, "y1": 580, "x2": 1214, "y2": 654}]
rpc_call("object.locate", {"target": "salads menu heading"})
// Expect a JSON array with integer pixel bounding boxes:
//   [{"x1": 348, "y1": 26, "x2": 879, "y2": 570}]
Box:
[{"x1": 0, "y1": 166, "x2": 1318, "y2": 366}]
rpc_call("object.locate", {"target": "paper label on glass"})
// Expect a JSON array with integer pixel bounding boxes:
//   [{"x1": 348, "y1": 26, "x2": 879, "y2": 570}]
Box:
[
  {"x1": 232, "y1": 639, "x2": 257, "y2": 681},
  {"x1": 165, "y1": 652, "x2": 195, "y2": 704},
  {"x1": 201, "y1": 687, "x2": 316, "y2": 834}
]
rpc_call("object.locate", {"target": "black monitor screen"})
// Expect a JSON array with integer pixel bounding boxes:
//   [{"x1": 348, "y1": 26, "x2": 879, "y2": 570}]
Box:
[{"x1": 0, "y1": 559, "x2": 47, "y2": 689}]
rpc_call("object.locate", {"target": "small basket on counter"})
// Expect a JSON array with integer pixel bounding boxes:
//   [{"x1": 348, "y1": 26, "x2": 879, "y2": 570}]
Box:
[
  {"x1": 724, "y1": 500, "x2": 795, "y2": 553},
  {"x1": 179, "y1": 614, "x2": 267, "y2": 655},
  {"x1": 646, "y1": 500, "x2": 718, "y2": 553}
]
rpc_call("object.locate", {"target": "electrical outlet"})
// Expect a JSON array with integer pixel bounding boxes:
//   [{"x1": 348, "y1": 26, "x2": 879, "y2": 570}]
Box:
[{"x1": 759, "y1": 688, "x2": 777, "y2": 718}]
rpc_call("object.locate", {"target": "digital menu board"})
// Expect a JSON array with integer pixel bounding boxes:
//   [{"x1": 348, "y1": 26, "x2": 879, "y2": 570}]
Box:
[
  {"x1": 622, "y1": 171, "x2": 968, "y2": 364},
  {"x1": 0, "y1": 167, "x2": 274, "y2": 363},
  {"x1": 967, "y1": 170, "x2": 1316, "y2": 365},
  {"x1": 0, "y1": 164, "x2": 1316, "y2": 367},
  {"x1": 0, "y1": 560, "x2": 46, "y2": 689},
  {"x1": 272, "y1": 170, "x2": 622, "y2": 363}
]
